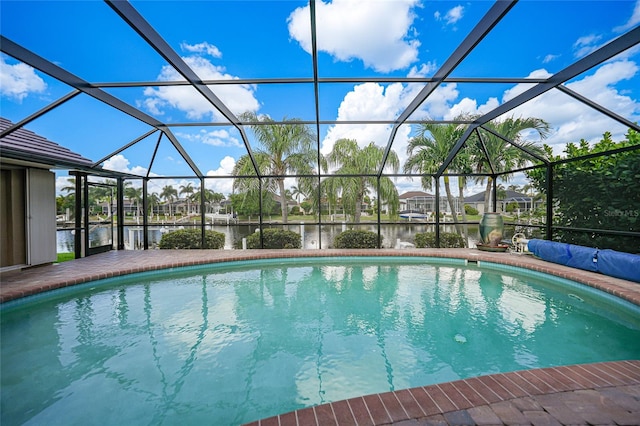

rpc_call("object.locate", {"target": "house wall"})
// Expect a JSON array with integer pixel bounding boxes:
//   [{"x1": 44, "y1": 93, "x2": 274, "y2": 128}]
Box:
[
  {"x1": 27, "y1": 168, "x2": 57, "y2": 266},
  {"x1": 0, "y1": 168, "x2": 26, "y2": 267},
  {"x1": 0, "y1": 165, "x2": 56, "y2": 269}
]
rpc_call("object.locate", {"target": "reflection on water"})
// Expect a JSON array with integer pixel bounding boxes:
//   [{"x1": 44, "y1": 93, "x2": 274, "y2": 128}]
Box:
[
  {"x1": 58, "y1": 223, "x2": 482, "y2": 252},
  {"x1": 2, "y1": 258, "x2": 639, "y2": 425}
]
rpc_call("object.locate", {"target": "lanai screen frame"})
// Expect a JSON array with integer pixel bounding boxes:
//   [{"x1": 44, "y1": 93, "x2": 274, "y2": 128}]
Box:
[{"x1": 1, "y1": 0, "x2": 639, "y2": 252}]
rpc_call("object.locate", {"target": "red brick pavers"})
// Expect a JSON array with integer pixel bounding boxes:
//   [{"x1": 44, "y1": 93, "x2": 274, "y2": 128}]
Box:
[
  {"x1": 245, "y1": 361, "x2": 640, "y2": 426},
  {"x1": 2, "y1": 249, "x2": 640, "y2": 425}
]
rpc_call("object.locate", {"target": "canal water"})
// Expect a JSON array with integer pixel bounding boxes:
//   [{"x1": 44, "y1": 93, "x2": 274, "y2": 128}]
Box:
[{"x1": 57, "y1": 223, "x2": 483, "y2": 252}]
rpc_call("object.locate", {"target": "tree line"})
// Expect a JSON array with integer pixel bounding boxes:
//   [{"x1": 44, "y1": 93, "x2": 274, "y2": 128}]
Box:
[
  {"x1": 57, "y1": 113, "x2": 551, "y2": 231},
  {"x1": 57, "y1": 111, "x2": 638, "y2": 253},
  {"x1": 232, "y1": 112, "x2": 550, "y2": 231}
]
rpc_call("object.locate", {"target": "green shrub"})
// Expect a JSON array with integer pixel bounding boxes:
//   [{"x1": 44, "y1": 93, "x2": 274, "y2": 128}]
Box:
[
  {"x1": 505, "y1": 201, "x2": 519, "y2": 213},
  {"x1": 334, "y1": 229, "x2": 382, "y2": 248},
  {"x1": 245, "y1": 228, "x2": 302, "y2": 249},
  {"x1": 159, "y1": 229, "x2": 225, "y2": 249},
  {"x1": 300, "y1": 200, "x2": 313, "y2": 214},
  {"x1": 464, "y1": 204, "x2": 479, "y2": 216},
  {"x1": 414, "y1": 232, "x2": 465, "y2": 248}
]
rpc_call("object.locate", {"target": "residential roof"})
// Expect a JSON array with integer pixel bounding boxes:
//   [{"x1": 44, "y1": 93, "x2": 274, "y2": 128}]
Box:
[
  {"x1": 464, "y1": 190, "x2": 531, "y2": 202},
  {"x1": 0, "y1": 116, "x2": 94, "y2": 169},
  {"x1": 399, "y1": 191, "x2": 433, "y2": 200}
]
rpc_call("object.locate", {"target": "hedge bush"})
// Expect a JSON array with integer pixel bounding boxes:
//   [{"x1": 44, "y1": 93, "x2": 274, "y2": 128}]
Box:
[
  {"x1": 414, "y1": 232, "x2": 465, "y2": 248},
  {"x1": 464, "y1": 204, "x2": 479, "y2": 216},
  {"x1": 159, "y1": 229, "x2": 225, "y2": 249},
  {"x1": 245, "y1": 228, "x2": 302, "y2": 249},
  {"x1": 333, "y1": 229, "x2": 382, "y2": 249}
]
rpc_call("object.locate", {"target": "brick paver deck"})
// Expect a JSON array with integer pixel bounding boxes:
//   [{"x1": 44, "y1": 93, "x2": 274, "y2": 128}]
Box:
[
  {"x1": 2, "y1": 249, "x2": 639, "y2": 425},
  {"x1": 245, "y1": 360, "x2": 640, "y2": 426}
]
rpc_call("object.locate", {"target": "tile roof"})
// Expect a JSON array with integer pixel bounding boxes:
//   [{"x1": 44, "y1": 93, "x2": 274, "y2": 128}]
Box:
[
  {"x1": 0, "y1": 117, "x2": 94, "y2": 169},
  {"x1": 464, "y1": 190, "x2": 530, "y2": 202},
  {"x1": 399, "y1": 190, "x2": 433, "y2": 199}
]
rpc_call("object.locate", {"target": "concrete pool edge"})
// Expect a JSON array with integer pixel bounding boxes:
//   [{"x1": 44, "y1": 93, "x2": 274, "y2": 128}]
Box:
[{"x1": 1, "y1": 248, "x2": 639, "y2": 306}]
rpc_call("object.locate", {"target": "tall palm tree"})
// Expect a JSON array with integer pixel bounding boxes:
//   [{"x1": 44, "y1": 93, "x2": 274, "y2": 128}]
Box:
[
  {"x1": 61, "y1": 177, "x2": 76, "y2": 194},
  {"x1": 472, "y1": 116, "x2": 550, "y2": 212},
  {"x1": 87, "y1": 183, "x2": 112, "y2": 217},
  {"x1": 235, "y1": 112, "x2": 318, "y2": 224},
  {"x1": 454, "y1": 144, "x2": 473, "y2": 245},
  {"x1": 290, "y1": 185, "x2": 304, "y2": 205},
  {"x1": 179, "y1": 182, "x2": 195, "y2": 214},
  {"x1": 160, "y1": 185, "x2": 178, "y2": 217},
  {"x1": 210, "y1": 191, "x2": 225, "y2": 213},
  {"x1": 124, "y1": 184, "x2": 142, "y2": 219},
  {"x1": 404, "y1": 121, "x2": 469, "y2": 235},
  {"x1": 323, "y1": 139, "x2": 400, "y2": 223},
  {"x1": 148, "y1": 192, "x2": 161, "y2": 218},
  {"x1": 232, "y1": 152, "x2": 274, "y2": 215},
  {"x1": 192, "y1": 188, "x2": 225, "y2": 213}
]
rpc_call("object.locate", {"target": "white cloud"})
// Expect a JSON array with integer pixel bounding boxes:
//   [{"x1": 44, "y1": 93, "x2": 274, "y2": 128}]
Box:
[
  {"x1": 573, "y1": 34, "x2": 603, "y2": 58},
  {"x1": 614, "y1": 0, "x2": 640, "y2": 32},
  {"x1": 444, "y1": 96, "x2": 499, "y2": 120},
  {"x1": 287, "y1": 0, "x2": 421, "y2": 73},
  {"x1": 497, "y1": 60, "x2": 640, "y2": 154},
  {"x1": 177, "y1": 128, "x2": 242, "y2": 148},
  {"x1": 102, "y1": 154, "x2": 150, "y2": 177},
  {"x1": 0, "y1": 55, "x2": 47, "y2": 101},
  {"x1": 180, "y1": 42, "x2": 222, "y2": 58},
  {"x1": 141, "y1": 50, "x2": 260, "y2": 121},
  {"x1": 320, "y1": 82, "x2": 419, "y2": 165},
  {"x1": 206, "y1": 156, "x2": 236, "y2": 195},
  {"x1": 320, "y1": 52, "x2": 639, "y2": 180},
  {"x1": 408, "y1": 62, "x2": 437, "y2": 77},
  {"x1": 502, "y1": 69, "x2": 552, "y2": 102},
  {"x1": 319, "y1": 68, "x2": 469, "y2": 168},
  {"x1": 414, "y1": 83, "x2": 462, "y2": 119},
  {"x1": 435, "y1": 5, "x2": 464, "y2": 25},
  {"x1": 542, "y1": 54, "x2": 560, "y2": 64}
]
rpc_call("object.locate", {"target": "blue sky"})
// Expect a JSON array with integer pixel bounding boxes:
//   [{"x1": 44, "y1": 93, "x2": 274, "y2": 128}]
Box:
[{"x1": 1, "y1": 0, "x2": 639, "y2": 197}]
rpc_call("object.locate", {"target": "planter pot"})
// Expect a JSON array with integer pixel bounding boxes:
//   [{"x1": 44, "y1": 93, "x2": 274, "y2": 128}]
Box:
[{"x1": 479, "y1": 213, "x2": 504, "y2": 247}]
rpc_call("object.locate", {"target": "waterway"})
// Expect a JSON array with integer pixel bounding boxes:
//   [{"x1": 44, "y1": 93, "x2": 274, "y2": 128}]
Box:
[{"x1": 57, "y1": 223, "x2": 485, "y2": 252}]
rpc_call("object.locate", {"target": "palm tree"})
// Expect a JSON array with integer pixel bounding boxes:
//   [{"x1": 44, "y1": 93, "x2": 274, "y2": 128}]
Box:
[
  {"x1": 179, "y1": 182, "x2": 195, "y2": 214},
  {"x1": 404, "y1": 121, "x2": 469, "y2": 235},
  {"x1": 124, "y1": 182, "x2": 142, "y2": 218},
  {"x1": 160, "y1": 185, "x2": 178, "y2": 217},
  {"x1": 236, "y1": 112, "x2": 317, "y2": 224},
  {"x1": 323, "y1": 139, "x2": 400, "y2": 223},
  {"x1": 290, "y1": 185, "x2": 304, "y2": 205},
  {"x1": 472, "y1": 116, "x2": 550, "y2": 212},
  {"x1": 61, "y1": 177, "x2": 76, "y2": 194},
  {"x1": 318, "y1": 176, "x2": 339, "y2": 218},
  {"x1": 210, "y1": 191, "x2": 225, "y2": 213},
  {"x1": 232, "y1": 152, "x2": 273, "y2": 214},
  {"x1": 454, "y1": 145, "x2": 473, "y2": 245},
  {"x1": 147, "y1": 192, "x2": 161, "y2": 218}
]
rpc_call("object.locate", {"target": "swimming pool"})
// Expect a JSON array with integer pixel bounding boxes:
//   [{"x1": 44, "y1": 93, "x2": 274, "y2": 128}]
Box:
[{"x1": 2, "y1": 257, "x2": 639, "y2": 425}]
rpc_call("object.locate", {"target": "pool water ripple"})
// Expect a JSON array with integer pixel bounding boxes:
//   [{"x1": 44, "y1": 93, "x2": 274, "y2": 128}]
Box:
[{"x1": 2, "y1": 257, "x2": 639, "y2": 425}]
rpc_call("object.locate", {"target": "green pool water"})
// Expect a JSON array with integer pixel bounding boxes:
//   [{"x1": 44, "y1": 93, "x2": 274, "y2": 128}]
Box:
[{"x1": 2, "y1": 257, "x2": 639, "y2": 425}]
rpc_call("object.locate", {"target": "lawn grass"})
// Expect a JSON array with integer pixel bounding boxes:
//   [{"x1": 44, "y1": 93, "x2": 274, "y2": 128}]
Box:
[{"x1": 56, "y1": 252, "x2": 75, "y2": 263}]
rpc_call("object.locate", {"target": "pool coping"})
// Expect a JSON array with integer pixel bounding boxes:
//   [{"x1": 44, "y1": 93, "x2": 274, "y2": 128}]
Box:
[
  {"x1": 243, "y1": 360, "x2": 640, "y2": 426},
  {"x1": 1, "y1": 248, "x2": 639, "y2": 306},
  {"x1": 2, "y1": 249, "x2": 640, "y2": 425}
]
